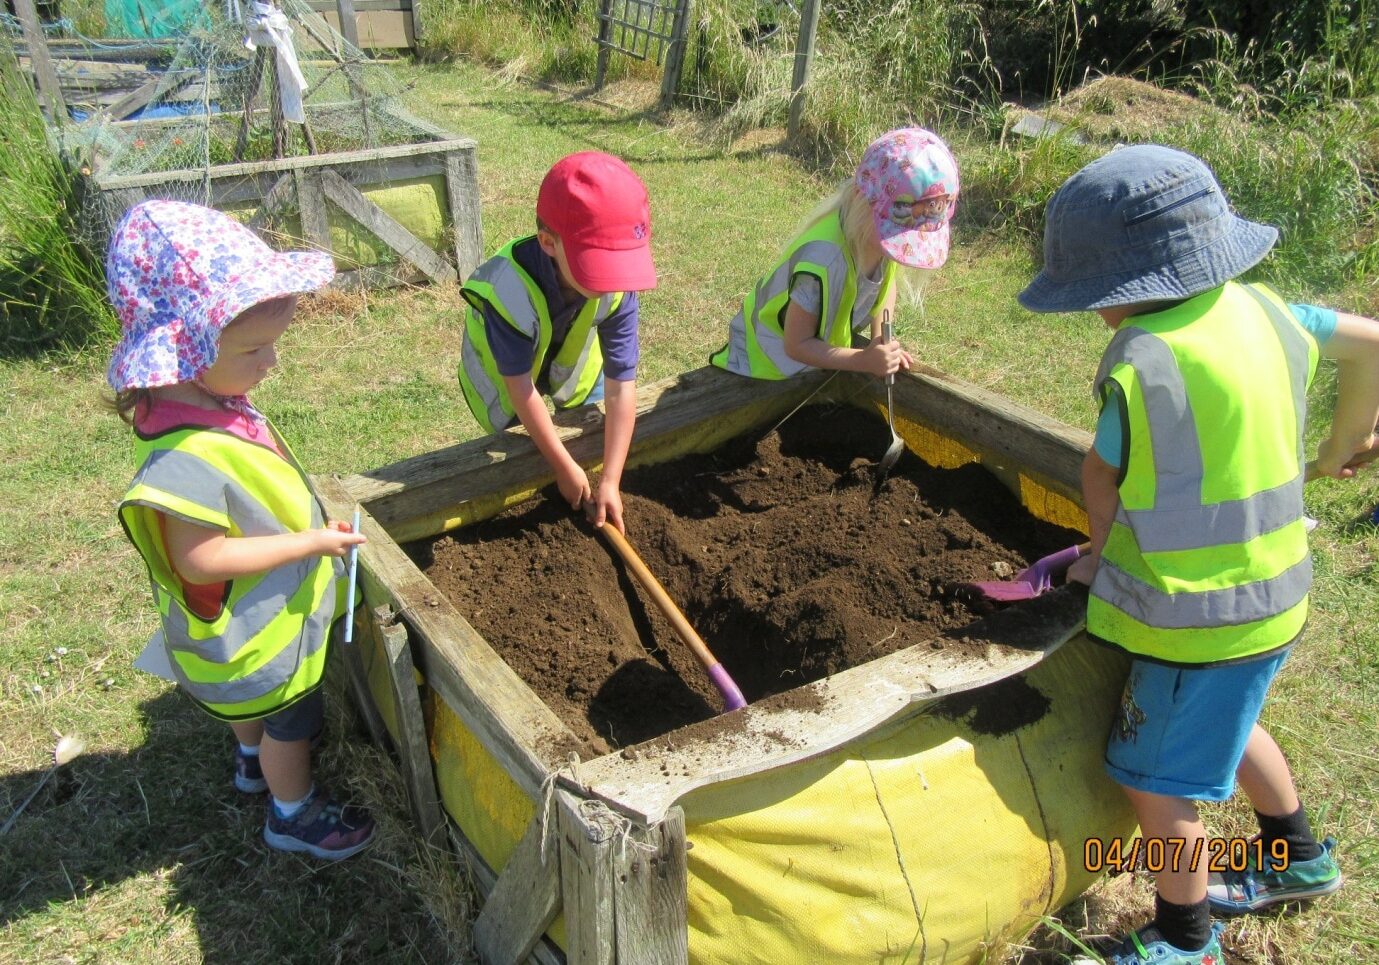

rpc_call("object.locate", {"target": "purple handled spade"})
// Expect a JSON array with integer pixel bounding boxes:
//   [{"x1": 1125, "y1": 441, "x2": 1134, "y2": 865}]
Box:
[{"x1": 960, "y1": 542, "x2": 1091, "y2": 602}]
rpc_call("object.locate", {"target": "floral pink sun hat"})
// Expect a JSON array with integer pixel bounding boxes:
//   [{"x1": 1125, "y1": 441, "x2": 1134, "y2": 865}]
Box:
[
  {"x1": 855, "y1": 128, "x2": 960, "y2": 269},
  {"x1": 106, "y1": 199, "x2": 336, "y2": 392}
]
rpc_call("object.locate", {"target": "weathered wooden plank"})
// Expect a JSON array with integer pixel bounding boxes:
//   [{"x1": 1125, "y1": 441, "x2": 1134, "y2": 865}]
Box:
[
  {"x1": 319, "y1": 168, "x2": 457, "y2": 283},
  {"x1": 335, "y1": 606, "x2": 390, "y2": 747},
  {"x1": 614, "y1": 807, "x2": 688, "y2": 964},
  {"x1": 338, "y1": 366, "x2": 821, "y2": 543},
  {"x1": 105, "y1": 75, "x2": 163, "y2": 122},
  {"x1": 378, "y1": 615, "x2": 448, "y2": 848},
  {"x1": 91, "y1": 136, "x2": 475, "y2": 190},
  {"x1": 245, "y1": 173, "x2": 298, "y2": 232},
  {"x1": 870, "y1": 365, "x2": 1091, "y2": 494},
  {"x1": 292, "y1": 168, "x2": 332, "y2": 254},
  {"x1": 565, "y1": 587, "x2": 1088, "y2": 825},
  {"x1": 14, "y1": 0, "x2": 66, "y2": 121},
  {"x1": 314, "y1": 475, "x2": 574, "y2": 800},
  {"x1": 450, "y1": 825, "x2": 565, "y2": 965},
  {"x1": 444, "y1": 147, "x2": 483, "y2": 280},
  {"x1": 473, "y1": 810, "x2": 562, "y2": 965},
  {"x1": 336, "y1": 0, "x2": 361, "y2": 49},
  {"x1": 558, "y1": 790, "x2": 616, "y2": 965}
]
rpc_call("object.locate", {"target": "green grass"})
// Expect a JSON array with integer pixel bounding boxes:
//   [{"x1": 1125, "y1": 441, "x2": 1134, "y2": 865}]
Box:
[{"x1": 2, "y1": 57, "x2": 1377, "y2": 963}]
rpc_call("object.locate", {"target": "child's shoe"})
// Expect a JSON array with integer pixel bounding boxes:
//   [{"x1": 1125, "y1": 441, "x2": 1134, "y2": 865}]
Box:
[
  {"x1": 263, "y1": 787, "x2": 375, "y2": 860},
  {"x1": 1072, "y1": 923, "x2": 1226, "y2": 965},
  {"x1": 1207, "y1": 836, "x2": 1342, "y2": 914},
  {"x1": 234, "y1": 747, "x2": 268, "y2": 794}
]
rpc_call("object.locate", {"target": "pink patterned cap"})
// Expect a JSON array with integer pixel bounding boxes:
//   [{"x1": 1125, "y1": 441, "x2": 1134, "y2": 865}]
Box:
[
  {"x1": 855, "y1": 128, "x2": 960, "y2": 269},
  {"x1": 105, "y1": 200, "x2": 336, "y2": 392}
]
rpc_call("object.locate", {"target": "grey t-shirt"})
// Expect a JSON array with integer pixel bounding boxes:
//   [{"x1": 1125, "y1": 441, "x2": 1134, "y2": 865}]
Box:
[{"x1": 788, "y1": 264, "x2": 886, "y2": 333}]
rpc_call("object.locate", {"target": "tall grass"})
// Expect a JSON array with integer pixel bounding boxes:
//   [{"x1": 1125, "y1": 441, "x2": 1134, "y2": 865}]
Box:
[{"x1": 0, "y1": 46, "x2": 115, "y2": 351}]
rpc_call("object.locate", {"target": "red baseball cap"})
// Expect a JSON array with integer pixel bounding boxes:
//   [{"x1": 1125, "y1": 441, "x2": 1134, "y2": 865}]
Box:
[{"x1": 536, "y1": 152, "x2": 657, "y2": 292}]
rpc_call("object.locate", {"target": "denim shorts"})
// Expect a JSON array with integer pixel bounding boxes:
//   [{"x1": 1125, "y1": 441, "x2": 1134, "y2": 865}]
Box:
[{"x1": 1105, "y1": 649, "x2": 1289, "y2": 801}]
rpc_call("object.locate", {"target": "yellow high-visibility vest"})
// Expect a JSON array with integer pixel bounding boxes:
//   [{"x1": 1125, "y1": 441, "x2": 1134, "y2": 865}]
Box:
[
  {"x1": 710, "y1": 210, "x2": 896, "y2": 379},
  {"x1": 120, "y1": 422, "x2": 343, "y2": 720},
  {"x1": 1088, "y1": 282, "x2": 1319, "y2": 664},
  {"x1": 459, "y1": 238, "x2": 625, "y2": 432}
]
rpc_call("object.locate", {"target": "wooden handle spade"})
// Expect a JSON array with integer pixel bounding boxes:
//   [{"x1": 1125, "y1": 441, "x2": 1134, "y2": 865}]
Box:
[{"x1": 593, "y1": 521, "x2": 748, "y2": 712}]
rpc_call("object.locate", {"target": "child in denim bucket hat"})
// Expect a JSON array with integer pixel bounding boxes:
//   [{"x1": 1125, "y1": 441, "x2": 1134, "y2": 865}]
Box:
[
  {"x1": 1021, "y1": 145, "x2": 1379, "y2": 965},
  {"x1": 107, "y1": 200, "x2": 375, "y2": 861},
  {"x1": 711, "y1": 127, "x2": 958, "y2": 383}
]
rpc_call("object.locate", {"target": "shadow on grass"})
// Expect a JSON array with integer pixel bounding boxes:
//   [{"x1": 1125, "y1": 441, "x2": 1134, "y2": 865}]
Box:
[{"x1": 0, "y1": 686, "x2": 456, "y2": 963}]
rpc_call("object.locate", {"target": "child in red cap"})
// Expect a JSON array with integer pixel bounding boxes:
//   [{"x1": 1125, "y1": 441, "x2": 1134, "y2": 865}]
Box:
[{"x1": 458, "y1": 151, "x2": 656, "y2": 533}]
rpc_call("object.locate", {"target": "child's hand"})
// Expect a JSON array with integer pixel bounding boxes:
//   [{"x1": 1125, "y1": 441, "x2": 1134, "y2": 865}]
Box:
[
  {"x1": 313, "y1": 521, "x2": 367, "y2": 558},
  {"x1": 556, "y1": 462, "x2": 593, "y2": 512},
  {"x1": 860, "y1": 337, "x2": 909, "y2": 378},
  {"x1": 1311, "y1": 432, "x2": 1379, "y2": 479},
  {"x1": 1066, "y1": 552, "x2": 1099, "y2": 586},
  {"x1": 590, "y1": 480, "x2": 625, "y2": 534}
]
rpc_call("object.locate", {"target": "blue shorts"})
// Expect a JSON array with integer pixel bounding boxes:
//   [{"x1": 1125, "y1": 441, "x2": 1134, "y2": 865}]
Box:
[
  {"x1": 1105, "y1": 649, "x2": 1289, "y2": 801},
  {"x1": 262, "y1": 687, "x2": 325, "y2": 742}
]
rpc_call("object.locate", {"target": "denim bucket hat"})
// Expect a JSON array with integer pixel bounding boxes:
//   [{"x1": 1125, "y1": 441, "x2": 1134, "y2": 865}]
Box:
[{"x1": 1018, "y1": 145, "x2": 1277, "y2": 313}]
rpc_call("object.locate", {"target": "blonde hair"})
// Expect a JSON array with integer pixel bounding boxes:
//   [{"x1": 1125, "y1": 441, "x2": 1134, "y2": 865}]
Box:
[
  {"x1": 788, "y1": 181, "x2": 931, "y2": 309},
  {"x1": 102, "y1": 387, "x2": 153, "y2": 425}
]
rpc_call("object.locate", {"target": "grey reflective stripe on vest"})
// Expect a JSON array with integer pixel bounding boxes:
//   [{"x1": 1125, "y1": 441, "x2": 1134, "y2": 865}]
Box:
[
  {"x1": 1241, "y1": 284, "x2": 1313, "y2": 467},
  {"x1": 462, "y1": 258, "x2": 542, "y2": 429},
  {"x1": 135, "y1": 448, "x2": 288, "y2": 535},
  {"x1": 156, "y1": 556, "x2": 316, "y2": 663},
  {"x1": 164, "y1": 570, "x2": 337, "y2": 704},
  {"x1": 1093, "y1": 553, "x2": 1311, "y2": 628},
  {"x1": 550, "y1": 293, "x2": 614, "y2": 406},
  {"x1": 721, "y1": 239, "x2": 847, "y2": 377},
  {"x1": 1094, "y1": 292, "x2": 1312, "y2": 553}
]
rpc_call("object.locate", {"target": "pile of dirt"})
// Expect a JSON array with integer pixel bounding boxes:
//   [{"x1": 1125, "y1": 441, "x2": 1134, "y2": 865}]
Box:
[{"x1": 410, "y1": 405, "x2": 1084, "y2": 756}]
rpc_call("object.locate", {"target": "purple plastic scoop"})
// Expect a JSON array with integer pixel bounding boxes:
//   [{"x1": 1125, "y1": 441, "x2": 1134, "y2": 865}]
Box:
[{"x1": 960, "y1": 542, "x2": 1090, "y2": 602}]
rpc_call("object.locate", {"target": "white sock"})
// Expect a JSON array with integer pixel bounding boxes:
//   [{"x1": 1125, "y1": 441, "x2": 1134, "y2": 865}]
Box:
[
  {"x1": 273, "y1": 785, "x2": 314, "y2": 818},
  {"x1": 239, "y1": 742, "x2": 260, "y2": 757}
]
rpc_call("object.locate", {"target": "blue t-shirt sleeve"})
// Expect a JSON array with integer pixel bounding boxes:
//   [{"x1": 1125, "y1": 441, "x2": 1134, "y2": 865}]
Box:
[
  {"x1": 1288, "y1": 303, "x2": 1337, "y2": 343},
  {"x1": 1093, "y1": 396, "x2": 1124, "y2": 468},
  {"x1": 481, "y1": 301, "x2": 539, "y2": 379},
  {"x1": 598, "y1": 291, "x2": 640, "y2": 382}
]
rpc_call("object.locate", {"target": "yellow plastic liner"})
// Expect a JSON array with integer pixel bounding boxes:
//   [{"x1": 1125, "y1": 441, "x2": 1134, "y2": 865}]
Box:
[{"x1": 681, "y1": 636, "x2": 1134, "y2": 964}]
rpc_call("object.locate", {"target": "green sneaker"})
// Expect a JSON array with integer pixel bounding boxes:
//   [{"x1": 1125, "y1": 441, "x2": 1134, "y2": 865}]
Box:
[
  {"x1": 1207, "y1": 836, "x2": 1342, "y2": 914},
  {"x1": 1072, "y1": 922, "x2": 1226, "y2": 965}
]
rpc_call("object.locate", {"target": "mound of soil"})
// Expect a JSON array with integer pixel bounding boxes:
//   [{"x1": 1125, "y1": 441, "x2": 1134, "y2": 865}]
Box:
[{"x1": 409, "y1": 405, "x2": 1084, "y2": 756}]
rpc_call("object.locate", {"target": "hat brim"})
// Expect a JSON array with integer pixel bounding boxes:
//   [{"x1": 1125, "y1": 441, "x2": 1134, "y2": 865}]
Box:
[
  {"x1": 1018, "y1": 216, "x2": 1277, "y2": 313},
  {"x1": 877, "y1": 217, "x2": 951, "y2": 270},
  {"x1": 566, "y1": 242, "x2": 657, "y2": 293},
  {"x1": 107, "y1": 249, "x2": 336, "y2": 392}
]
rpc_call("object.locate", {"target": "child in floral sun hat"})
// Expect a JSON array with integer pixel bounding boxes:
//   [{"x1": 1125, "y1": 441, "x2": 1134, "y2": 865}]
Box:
[{"x1": 107, "y1": 199, "x2": 374, "y2": 861}]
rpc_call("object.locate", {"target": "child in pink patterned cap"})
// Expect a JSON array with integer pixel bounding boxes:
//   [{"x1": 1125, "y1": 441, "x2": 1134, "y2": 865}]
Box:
[
  {"x1": 711, "y1": 127, "x2": 958, "y2": 381},
  {"x1": 106, "y1": 199, "x2": 374, "y2": 861}
]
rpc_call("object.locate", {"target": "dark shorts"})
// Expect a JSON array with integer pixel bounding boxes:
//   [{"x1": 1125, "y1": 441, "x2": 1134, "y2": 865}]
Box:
[{"x1": 261, "y1": 687, "x2": 325, "y2": 742}]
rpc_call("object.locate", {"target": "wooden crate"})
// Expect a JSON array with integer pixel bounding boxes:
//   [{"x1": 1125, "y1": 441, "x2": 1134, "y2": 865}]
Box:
[
  {"x1": 316, "y1": 365, "x2": 1135, "y2": 964},
  {"x1": 76, "y1": 107, "x2": 481, "y2": 291}
]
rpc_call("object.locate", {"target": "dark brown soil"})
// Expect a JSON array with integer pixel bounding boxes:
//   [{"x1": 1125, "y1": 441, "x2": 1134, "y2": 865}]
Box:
[{"x1": 408, "y1": 405, "x2": 1084, "y2": 757}]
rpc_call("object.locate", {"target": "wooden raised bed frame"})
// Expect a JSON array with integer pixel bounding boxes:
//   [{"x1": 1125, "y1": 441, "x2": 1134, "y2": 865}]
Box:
[
  {"x1": 314, "y1": 364, "x2": 1098, "y2": 964},
  {"x1": 77, "y1": 108, "x2": 482, "y2": 291}
]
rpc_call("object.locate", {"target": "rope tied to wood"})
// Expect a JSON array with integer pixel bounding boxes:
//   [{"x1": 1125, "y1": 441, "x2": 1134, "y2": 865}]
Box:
[{"x1": 537, "y1": 752, "x2": 581, "y2": 866}]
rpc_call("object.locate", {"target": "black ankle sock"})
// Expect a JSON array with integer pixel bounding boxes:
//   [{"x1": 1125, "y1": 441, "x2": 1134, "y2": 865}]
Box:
[
  {"x1": 1257, "y1": 806, "x2": 1322, "y2": 863},
  {"x1": 1154, "y1": 894, "x2": 1213, "y2": 952}
]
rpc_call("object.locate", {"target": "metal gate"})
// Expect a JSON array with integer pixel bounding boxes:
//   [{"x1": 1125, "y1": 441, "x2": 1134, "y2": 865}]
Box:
[{"x1": 593, "y1": 0, "x2": 691, "y2": 107}]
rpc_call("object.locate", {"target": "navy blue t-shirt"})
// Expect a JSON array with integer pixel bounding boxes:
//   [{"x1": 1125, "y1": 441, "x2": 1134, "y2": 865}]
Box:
[{"x1": 481, "y1": 236, "x2": 640, "y2": 386}]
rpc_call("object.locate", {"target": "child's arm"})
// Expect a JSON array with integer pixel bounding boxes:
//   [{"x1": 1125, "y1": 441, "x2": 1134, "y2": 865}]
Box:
[
  {"x1": 782, "y1": 300, "x2": 905, "y2": 377},
  {"x1": 591, "y1": 377, "x2": 635, "y2": 534},
  {"x1": 1067, "y1": 449, "x2": 1120, "y2": 585},
  {"x1": 1312, "y1": 311, "x2": 1379, "y2": 478},
  {"x1": 163, "y1": 514, "x2": 364, "y2": 584},
  {"x1": 503, "y1": 373, "x2": 592, "y2": 510}
]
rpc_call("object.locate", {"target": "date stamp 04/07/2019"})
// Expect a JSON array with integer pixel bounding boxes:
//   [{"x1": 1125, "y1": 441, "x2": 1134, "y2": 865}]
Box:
[{"x1": 1083, "y1": 836, "x2": 1289, "y2": 875}]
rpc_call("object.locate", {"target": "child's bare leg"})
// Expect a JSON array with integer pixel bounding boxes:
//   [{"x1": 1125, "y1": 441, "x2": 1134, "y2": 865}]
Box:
[
  {"x1": 1124, "y1": 786, "x2": 1209, "y2": 904},
  {"x1": 259, "y1": 734, "x2": 312, "y2": 802},
  {"x1": 1235, "y1": 723, "x2": 1300, "y2": 816},
  {"x1": 230, "y1": 719, "x2": 264, "y2": 746}
]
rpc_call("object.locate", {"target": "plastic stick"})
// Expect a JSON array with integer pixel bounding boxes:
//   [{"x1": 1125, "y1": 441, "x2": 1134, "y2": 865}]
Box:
[{"x1": 344, "y1": 507, "x2": 360, "y2": 644}]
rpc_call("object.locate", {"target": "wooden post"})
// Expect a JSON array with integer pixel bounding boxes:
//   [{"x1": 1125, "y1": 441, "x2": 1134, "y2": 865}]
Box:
[
  {"x1": 14, "y1": 0, "x2": 67, "y2": 122},
  {"x1": 444, "y1": 147, "x2": 483, "y2": 280},
  {"x1": 558, "y1": 790, "x2": 616, "y2": 965},
  {"x1": 336, "y1": 0, "x2": 361, "y2": 50},
  {"x1": 409, "y1": 0, "x2": 425, "y2": 47},
  {"x1": 377, "y1": 612, "x2": 448, "y2": 848},
  {"x1": 613, "y1": 807, "x2": 688, "y2": 963},
  {"x1": 658, "y1": 0, "x2": 691, "y2": 110},
  {"x1": 786, "y1": 0, "x2": 820, "y2": 140},
  {"x1": 473, "y1": 810, "x2": 562, "y2": 965},
  {"x1": 593, "y1": 0, "x2": 613, "y2": 90}
]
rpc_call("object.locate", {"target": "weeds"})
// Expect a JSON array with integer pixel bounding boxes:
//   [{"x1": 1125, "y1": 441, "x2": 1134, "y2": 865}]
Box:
[{"x1": 0, "y1": 45, "x2": 115, "y2": 352}]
